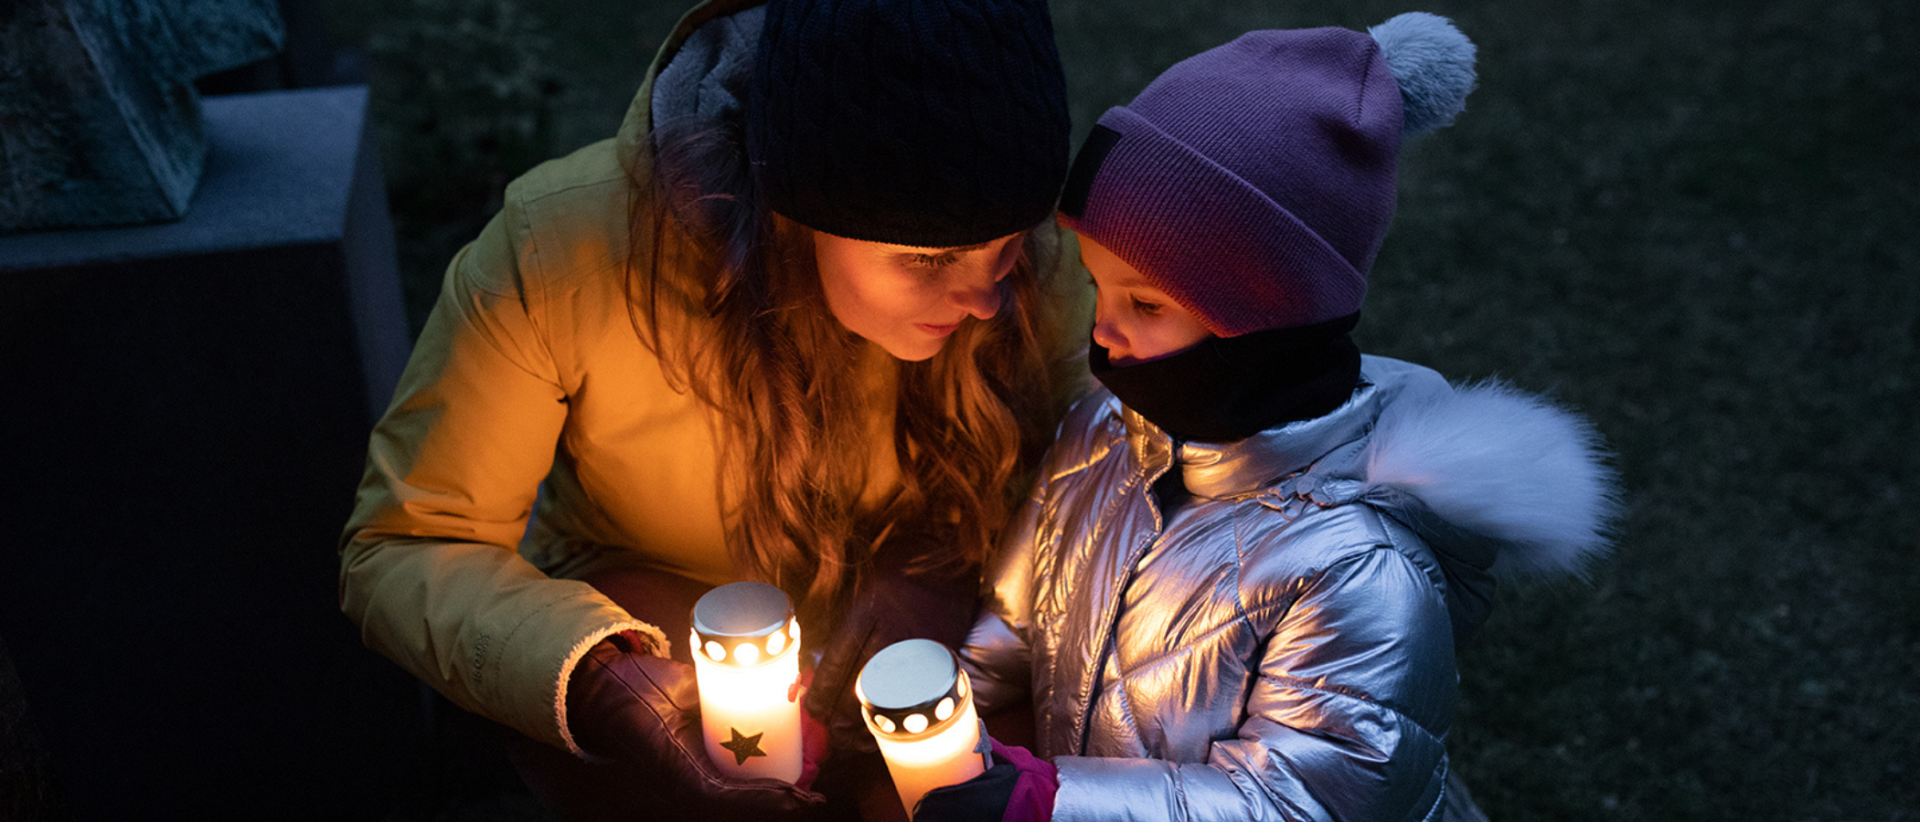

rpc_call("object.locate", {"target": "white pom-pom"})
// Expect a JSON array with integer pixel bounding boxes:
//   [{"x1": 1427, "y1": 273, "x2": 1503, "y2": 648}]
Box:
[{"x1": 1369, "y1": 12, "x2": 1477, "y2": 136}]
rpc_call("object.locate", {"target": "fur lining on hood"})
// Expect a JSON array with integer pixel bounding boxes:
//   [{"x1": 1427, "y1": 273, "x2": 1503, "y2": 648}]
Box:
[{"x1": 1359, "y1": 376, "x2": 1622, "y2": 581}]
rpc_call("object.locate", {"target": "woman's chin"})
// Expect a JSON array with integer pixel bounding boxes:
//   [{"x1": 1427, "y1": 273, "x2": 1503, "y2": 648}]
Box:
[{"x1": 875, "y1": 336, "x2": 945, "y2": 362}]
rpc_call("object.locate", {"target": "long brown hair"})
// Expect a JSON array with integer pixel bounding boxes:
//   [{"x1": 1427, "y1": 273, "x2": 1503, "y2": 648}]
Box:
[{"x1": 628, "y1": 118, "x2": 1071, "y2": 625}]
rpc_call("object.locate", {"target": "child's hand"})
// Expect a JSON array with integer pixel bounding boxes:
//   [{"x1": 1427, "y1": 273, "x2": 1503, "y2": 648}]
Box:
[{"x1": 913, "y1": 738, "x2": 1058, "y2": 822}]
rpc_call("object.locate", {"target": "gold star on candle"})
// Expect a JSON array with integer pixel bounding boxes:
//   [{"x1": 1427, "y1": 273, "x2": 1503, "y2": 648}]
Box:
[{"x1": 720, "y1": 727, "x2": 768, "y2": 766}]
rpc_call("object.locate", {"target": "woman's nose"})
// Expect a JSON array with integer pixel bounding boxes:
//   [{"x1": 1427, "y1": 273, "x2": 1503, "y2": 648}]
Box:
[{"x1": 948, "y1": 276, "x2": 1002, "y2": 320}]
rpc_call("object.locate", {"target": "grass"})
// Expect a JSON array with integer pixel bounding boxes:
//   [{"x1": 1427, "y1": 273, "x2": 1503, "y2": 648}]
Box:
[{"x1": 318, "y1": 0, "x2": 1920, "y2": 819}]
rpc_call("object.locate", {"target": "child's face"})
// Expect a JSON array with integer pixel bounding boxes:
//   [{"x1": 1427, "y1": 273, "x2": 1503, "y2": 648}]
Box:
[{"x1": 1078, "y1": 234, "x2": 1213, "y2": 366}]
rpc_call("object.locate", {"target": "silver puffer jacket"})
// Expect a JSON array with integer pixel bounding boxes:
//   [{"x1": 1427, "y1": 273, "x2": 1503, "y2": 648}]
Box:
[{"x1": 961, "y1": 355, "x2": 1618, "y2": 822}]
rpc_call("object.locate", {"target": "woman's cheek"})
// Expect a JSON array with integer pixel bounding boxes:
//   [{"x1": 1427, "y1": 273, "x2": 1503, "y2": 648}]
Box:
[{"x1": 893, "y1": 270, "x2": 947, "y2": 316}]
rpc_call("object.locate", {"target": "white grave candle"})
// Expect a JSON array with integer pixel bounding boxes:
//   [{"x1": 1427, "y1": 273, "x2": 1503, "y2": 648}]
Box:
[
  {"x1": 857, "y1": 639, "x2": 988, "y2": 818},
  {"x1": 689, "y1": 581, "x2": 804, "y2": 782}
]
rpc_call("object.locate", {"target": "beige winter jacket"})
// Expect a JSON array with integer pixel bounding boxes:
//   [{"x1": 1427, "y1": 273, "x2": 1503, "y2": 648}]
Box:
[{"x1": 339, "y1": 0, "x2": 1090, "y2": 755}]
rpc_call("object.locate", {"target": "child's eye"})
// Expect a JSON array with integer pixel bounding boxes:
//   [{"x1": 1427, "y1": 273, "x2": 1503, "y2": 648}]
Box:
[{"x1": 1130, "y1": 297, "x2": 1163, "y2": 316}]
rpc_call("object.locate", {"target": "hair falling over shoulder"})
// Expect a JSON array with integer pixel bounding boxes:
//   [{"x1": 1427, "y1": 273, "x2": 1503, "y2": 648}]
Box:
[{"x1": 626, "y1": 120, "x2": 1067, "y2": 629}]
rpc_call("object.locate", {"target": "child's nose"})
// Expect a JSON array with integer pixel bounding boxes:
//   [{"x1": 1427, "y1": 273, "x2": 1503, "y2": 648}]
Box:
[{"x1": 1091, "y1": 317, "x2": 1125, "y2": 352}]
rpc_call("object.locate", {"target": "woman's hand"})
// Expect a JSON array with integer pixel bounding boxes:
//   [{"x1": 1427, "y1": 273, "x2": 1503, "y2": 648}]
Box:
[
  {"x1": 913, "y1": 738, "x2": 1058, "y2": 822},
  {"x1": 803, "y1": 538, "x2": 981, "y2": 754},
  {"x1": 567, "y1": 632, "x2": 827, "y2": 820}
]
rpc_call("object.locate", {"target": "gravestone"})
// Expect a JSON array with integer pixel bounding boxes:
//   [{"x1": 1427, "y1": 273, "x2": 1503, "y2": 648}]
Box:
[{"x1": 0, "y1": 0, "x2": 283, "y2": 231}]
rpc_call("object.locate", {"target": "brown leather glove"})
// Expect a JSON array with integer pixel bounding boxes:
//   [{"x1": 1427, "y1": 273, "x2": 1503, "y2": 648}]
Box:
[
  {"x1": 567, "y1": 632, "x2": 827, "y2": 821},
  {"x1": 803, "y1": 539, "x2": 981, "y2": 755}
]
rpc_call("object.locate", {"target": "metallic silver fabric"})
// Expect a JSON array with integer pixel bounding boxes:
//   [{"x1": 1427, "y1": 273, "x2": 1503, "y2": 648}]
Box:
[{"x1": 963, "y1": 356, "x2": 1495, "y2": 822}]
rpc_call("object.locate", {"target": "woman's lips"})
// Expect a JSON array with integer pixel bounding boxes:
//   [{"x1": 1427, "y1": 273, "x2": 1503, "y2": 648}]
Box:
[{"x1": 916, "y1": 322, "x2": 962, "y2": 337}]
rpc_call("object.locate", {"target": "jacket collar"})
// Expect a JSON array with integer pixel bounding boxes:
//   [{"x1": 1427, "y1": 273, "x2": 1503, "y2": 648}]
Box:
[{"x1": 1121, "y1": 370, "x2": 1385, "y2": 500}]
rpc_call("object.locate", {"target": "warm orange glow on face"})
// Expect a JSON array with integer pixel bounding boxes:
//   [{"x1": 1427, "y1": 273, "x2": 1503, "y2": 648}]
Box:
[
  {"x1": 813, "y1": 230, "x2": 1024, "y2": 361},
  {"x1": 1078, "y1": 235, "x2": 1212, "y2": 365}
]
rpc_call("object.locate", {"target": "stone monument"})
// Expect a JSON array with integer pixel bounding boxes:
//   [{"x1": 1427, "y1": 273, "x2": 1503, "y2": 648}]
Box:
[{"x1": 0, "y1": 0, "x2": 284, "y2": 232}]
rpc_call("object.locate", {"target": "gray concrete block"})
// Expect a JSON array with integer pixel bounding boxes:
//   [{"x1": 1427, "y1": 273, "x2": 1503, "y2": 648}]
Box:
[{"x1": 0, "y1": 86, "x2": 418, "y2": 821}]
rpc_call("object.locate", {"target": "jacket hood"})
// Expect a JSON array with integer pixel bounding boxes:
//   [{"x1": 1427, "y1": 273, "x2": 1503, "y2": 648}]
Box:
[
  {"x1": 1356, "y1": 360, "x2": 1622, "y2": 582},
  {"x1": 615, "y1": 0, "x2": 766, "y2": 176},
  {"x1": 1125, "y1": 355, "x2": 1621, "y2": 583}
]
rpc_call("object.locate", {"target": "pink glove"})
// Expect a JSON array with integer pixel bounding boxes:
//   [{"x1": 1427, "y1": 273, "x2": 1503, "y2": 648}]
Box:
[
  {"x1": 795, "y1": 668, "x2": 830, "y2": 791},
  {"x1": 993, "y1": 738, "x2": 1059, "y2": 822}
]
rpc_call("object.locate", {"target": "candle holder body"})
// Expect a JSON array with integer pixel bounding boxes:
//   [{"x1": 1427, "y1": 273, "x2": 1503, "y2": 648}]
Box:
[
  {"x1": 874, "y1": 694, "x2": 983, "y2": 816},
  {"x1": 689, "y1": 581, "x2": 804, "y2": 783},
  {"x1": 858, "y1": 639, "x2": 988, "y2": 817},
  {"x1": 690, "y1": 637, "x2": 802, "y2": 782}
]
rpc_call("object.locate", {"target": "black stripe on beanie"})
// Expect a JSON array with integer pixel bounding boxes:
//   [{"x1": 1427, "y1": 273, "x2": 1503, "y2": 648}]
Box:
[{"x1": 1060, "y1": 124, "x2": 1121, "y2": 219}]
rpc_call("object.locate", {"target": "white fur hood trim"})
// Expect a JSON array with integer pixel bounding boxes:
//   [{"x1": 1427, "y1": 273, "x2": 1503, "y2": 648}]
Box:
[{"x1": 1359, "y1": 376, "x2": 1622, "y2": 581}]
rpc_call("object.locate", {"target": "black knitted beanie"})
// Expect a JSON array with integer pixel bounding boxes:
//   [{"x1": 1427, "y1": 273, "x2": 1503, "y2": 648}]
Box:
[{"x1": 748, "y1": 0, "x2": 1071, "y2": 248}]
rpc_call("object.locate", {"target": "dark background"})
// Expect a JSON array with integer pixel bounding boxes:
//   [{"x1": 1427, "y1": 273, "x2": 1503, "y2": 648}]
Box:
[{"x1": 321, "y1": 0, "x2": 1918, "y2": 819}]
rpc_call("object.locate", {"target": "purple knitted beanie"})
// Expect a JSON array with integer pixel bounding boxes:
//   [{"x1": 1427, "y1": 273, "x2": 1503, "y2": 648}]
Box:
[{"x1": 1060, "y1": 13, "x2": 1476, "y2": 337}]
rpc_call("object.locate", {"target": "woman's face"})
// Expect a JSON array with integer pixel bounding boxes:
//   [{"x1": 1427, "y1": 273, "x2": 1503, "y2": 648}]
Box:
[
  {"x1": 1079, "y1": 234, "x2": 1213, "y2": 366},
  {"x1": 813, "y1": 230, "x2": 1025, "y2": 361}
]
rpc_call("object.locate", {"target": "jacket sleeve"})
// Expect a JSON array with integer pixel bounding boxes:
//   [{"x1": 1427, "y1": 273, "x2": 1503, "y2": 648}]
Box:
[
  {"x1": 338, "y1": 195, "x2": 657, "y2": 755},
  {"x1": 1051, "y1": 544, "x2": 1457, "y2": 822}
]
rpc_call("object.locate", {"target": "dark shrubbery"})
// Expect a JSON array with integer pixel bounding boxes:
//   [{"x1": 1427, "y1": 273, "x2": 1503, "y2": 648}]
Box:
[{"x1": 364, "y1": 0, "x2": 565, "y2": 336}]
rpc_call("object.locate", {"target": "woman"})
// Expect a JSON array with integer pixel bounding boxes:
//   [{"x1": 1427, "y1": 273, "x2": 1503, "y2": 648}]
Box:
[{"x1": 338, "y1": 0, "x2": 1087, "y2": 817}]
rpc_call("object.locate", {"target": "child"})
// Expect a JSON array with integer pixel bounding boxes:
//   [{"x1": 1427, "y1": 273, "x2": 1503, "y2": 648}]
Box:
[{"x1": 916, "y1": 12, "x2": 1619, "y2": 822}]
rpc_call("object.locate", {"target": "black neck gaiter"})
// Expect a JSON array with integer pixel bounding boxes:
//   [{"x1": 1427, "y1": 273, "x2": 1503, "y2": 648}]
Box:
[{"x1": 1090, "y1": 313, "x2": 1363, "y2": 443}]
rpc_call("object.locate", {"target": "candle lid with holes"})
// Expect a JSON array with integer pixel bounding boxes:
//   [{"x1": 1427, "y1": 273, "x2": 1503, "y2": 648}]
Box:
[
  {"x1": 856, "y1": 639, "x2": 972, "y2": 740},
  {"x1": 690, "y1": 581, "x2": 799, "y2": 667}
]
